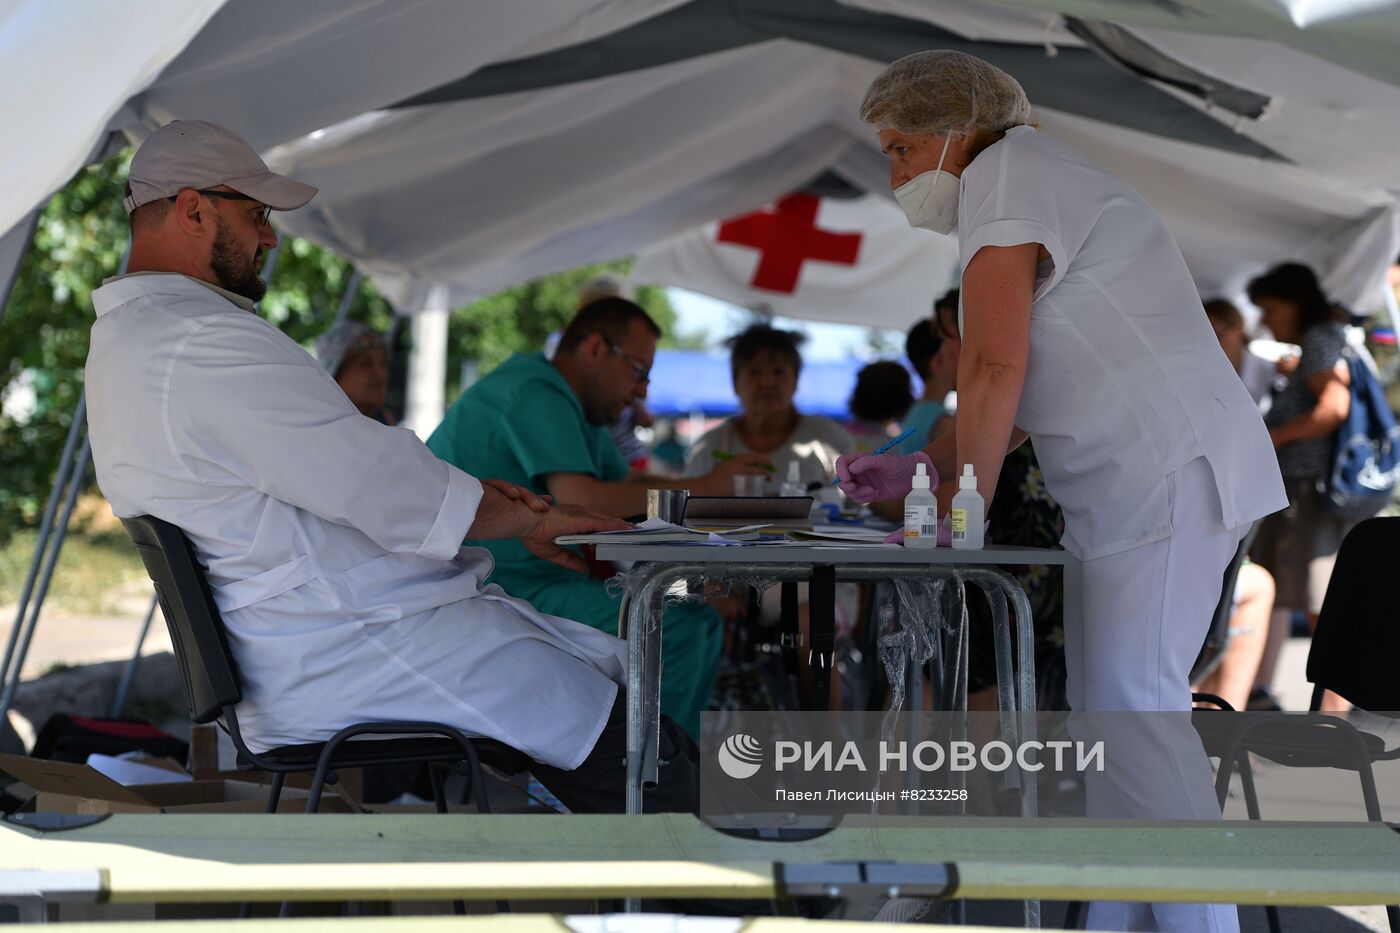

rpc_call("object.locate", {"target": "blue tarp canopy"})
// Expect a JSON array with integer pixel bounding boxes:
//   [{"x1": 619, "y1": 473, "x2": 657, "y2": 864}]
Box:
[{"x1": 645, "y1": 350, "x2": 903, "y2": 419}]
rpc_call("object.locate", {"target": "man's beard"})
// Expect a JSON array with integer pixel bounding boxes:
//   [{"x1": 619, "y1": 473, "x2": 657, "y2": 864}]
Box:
[{"x1": 209, "y1": 217, "x2": 267, "y2": 303}]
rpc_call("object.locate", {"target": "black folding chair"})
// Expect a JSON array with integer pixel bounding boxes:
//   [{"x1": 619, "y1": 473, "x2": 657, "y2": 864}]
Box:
[
  {"x1": 1203, "y1": 517, "x2": 1400, "y2": 933},
  {"x1": 120, "y1": 515, "x2": 528, "y2": 815}
]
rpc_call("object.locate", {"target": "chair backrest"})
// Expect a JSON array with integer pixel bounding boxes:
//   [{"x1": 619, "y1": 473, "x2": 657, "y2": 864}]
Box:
[
  {"x1": 120, "y1": 515, "x2": 242, "y2": 723},
  {"x1": 1190, "y1": 522, "x2": 1261, "y2": 685},
  {"x1": 1308, "y1": 516, "x2": 1400, "y2": 715}
]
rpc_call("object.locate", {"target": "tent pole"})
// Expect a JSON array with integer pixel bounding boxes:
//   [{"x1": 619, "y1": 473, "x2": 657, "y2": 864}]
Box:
[
  {"x1": 384, "y1": 310, "x2": 404, "y2": 363},
  {"x1": 0, "y1": 208, "x2": 42, "y2": 326},
  {"x1": 331, "y1": 270, "x2": 364, "y2": 327},
  {"x1": 0, "y1": 435, "x2": 93, "y2": 744},
  {"x1": 0, "y1": 243, "x2": 127, "y2": 744},
  {"x1": 404, "y1": 286, "x2": 451, "y2": 440},
  {"x1": 0, "y1": 392, "x2": 86, "y2": 703},
  {"x1": 110, "y1": 594, "x2": 160, "y2": 718}
]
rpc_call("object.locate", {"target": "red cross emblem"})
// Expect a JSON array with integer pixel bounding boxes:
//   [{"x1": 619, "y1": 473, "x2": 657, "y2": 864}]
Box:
[{"x1": 716, "y1": 193, "x2": 863, "y2": 294}]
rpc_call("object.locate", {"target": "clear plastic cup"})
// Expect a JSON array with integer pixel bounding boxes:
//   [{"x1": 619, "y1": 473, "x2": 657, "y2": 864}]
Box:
[{"x1": 732, "y1": 475, "x2": 767, "y2": 497}]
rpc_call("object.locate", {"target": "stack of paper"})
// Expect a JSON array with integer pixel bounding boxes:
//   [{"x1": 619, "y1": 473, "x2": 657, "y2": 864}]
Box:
[
  {"x1": 554, "y1": 517, "x2": 772, "y2": 546},
  {"x1": 787, "y1": 525, "x2": 897, "y2": 545}
]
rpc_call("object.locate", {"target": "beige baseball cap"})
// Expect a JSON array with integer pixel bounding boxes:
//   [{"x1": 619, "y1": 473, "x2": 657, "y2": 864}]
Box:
[{"x1": 123, "y1": 120, "x2": 318, "y2": 214}]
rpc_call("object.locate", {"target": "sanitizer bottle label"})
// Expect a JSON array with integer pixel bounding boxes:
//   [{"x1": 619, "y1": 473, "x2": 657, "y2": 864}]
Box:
[
  {"x1": 950, "y1": 508, "x2": 967, "y2": 539},
  {"x1": 903, "y1": 506, "x2": 937, "y2": 538}
]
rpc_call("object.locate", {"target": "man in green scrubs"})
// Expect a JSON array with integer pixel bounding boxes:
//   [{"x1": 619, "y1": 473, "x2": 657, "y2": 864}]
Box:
[{"x1": 428, "y1": 298, "x2": 766, "y2": 736}]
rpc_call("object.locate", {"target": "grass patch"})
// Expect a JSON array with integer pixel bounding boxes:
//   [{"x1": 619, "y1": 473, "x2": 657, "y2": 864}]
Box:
[{"x1": 0, "y1": 525, "x2": 148, "y2": 616}]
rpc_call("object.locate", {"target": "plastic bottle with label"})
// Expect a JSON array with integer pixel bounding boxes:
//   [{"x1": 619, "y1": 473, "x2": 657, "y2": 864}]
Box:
[
  {"x1": 903, "y1": 462, "x2": 938, "y2": 548},
  {"x1": 779, "y1": 460, "x2": 806, "y2": 498},
  {"x1": 950, "y1": 464, "x2": 985, "y2": 549}
]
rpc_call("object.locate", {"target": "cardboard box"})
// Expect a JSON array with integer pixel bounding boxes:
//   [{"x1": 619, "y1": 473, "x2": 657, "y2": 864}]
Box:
[
  {"x1": 187, "y1": 724, "x2": 364, "y2": 802},
  {"x1": 0, "y1": 753, "x2": 358, "y2": 814}
]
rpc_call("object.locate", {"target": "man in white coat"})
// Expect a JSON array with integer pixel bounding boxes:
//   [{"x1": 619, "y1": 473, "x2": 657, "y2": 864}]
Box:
[{"x1": 85, "y1": 120, "x2": 698, "y2": 813}]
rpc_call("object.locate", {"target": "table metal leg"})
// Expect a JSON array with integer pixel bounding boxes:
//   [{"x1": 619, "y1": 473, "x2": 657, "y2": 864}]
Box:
[{"x1": 617, "y1": 560, "x2": 1044, "y2": 926}]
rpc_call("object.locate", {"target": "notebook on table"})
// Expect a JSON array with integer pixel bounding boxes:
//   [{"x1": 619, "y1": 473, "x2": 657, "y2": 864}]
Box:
[{"x1": 682, "y1": 496, "x2": 814, "y2": 530}]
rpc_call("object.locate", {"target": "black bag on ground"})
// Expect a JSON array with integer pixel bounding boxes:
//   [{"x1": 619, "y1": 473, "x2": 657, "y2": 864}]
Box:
[{"x1": 31, "y1": 714, "x2": 188, "y2": 764}]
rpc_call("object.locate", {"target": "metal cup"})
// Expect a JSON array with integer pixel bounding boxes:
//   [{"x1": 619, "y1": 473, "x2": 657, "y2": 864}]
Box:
[
  {"x1": 647, "y1": 488, "x2": 689, "y2": 523},
  {"x1": 732, "y1": 474, "x2": 767, "y2": 497}
]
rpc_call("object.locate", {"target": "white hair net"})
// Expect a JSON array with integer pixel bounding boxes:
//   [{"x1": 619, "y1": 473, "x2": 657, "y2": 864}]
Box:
[{"x1": 860, "y1": 50, "x2": 1031, "y2": 137}]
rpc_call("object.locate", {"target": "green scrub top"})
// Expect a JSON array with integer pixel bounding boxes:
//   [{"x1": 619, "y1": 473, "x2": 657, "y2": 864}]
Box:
[
  {"x1": 426, "y1": 352, "x2": 629, "y2": 583},
  {"x1": 428, "y1": 352, "x2": 722, "y2": 737}
]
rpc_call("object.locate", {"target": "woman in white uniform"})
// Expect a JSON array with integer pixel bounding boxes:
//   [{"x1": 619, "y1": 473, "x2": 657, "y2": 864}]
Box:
[{"x1": 836, "y1": 52, "x2": 1286, "y2": 933}]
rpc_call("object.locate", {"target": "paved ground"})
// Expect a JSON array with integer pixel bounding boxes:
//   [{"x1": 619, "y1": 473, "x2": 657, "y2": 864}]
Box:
[{"x1": 0, "y1": 598, "x2": 173, "y2": 680}]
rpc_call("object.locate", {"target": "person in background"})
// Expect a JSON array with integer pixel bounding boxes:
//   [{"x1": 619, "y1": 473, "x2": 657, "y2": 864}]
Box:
[
  {"x1": 1194, "y1": 560, "x2": 1275, "y2": 713},
  {"x1": 650, "y1": 423, "x2": 689, "y2": 476},
  {"x1": 1204, "y1": 298, "x2": 1276, "y2": 414},
  {"x1": 846, "y1": 361, "x2": 914, "y2": 452},
  {"x1": 898, "y1": 289, "x2": 961, "y2": 456},
  {"x1": 686, "y1": 324, "x2": 859, "y2": 706},
  {"x1": 685, "y1": 324, "x2": 852, "y2": 487},
  {"x1": 574, "y1": 275, "x2": 656, "y2": 469},
  {"x1": 1201, "y1": 297, "x2": 1280, "y2": 711},
  {"x1": 1246, "y1": 262, "x2": 1354, "y2": 713},
  {"x1": 315, "y1": 321, "x2": 396, "y2": 425},
  {"x1": 428, "y1": 298, "x2": 765, "y2": 736}
]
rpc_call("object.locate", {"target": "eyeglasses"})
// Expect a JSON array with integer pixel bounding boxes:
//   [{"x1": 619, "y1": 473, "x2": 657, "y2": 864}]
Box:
[
  {"x1": 606, "y1": 340, "x2": 651, "y2": 385},
  {"x1": 169, "y1": 189, "x2": 272, "y2": 226}
]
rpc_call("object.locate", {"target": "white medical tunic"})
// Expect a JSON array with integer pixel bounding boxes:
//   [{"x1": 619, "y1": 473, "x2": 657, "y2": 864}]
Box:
[
  {"x1": 86, "y1": 274, "x2": 626, "y2": 769},
  {"x1": 958, "y1": 127, "x2": 1286, "y2": 559}
]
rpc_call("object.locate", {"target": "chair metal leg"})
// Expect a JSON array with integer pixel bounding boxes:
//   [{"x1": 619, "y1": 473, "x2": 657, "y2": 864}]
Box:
[
  {"x1": 426, "y1": 764, "x2": 466, "y2": 916},
  {"x1": 264, "y1": 772, "x2": 286, "y2": 814},
  {"x1": 429, "y1": 764, "x2": 448, "y2": 814},
  {"x1": 238, "y1": 772, "x2": 290, "y2": 918},
  {"x1": 1237, "y1": 755, "x2": 1261, "y2": 820},
  {"x1": 1357, "y1": 757, "x2": 1384, "y2": 823}
]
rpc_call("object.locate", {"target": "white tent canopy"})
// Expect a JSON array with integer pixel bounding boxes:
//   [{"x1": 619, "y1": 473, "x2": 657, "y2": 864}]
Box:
[{"x1": 5, "y1": 0, "x2": 1400, "y2": 330}]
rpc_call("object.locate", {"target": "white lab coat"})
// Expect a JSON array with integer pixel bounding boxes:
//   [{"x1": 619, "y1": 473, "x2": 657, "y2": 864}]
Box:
[
  {"x1": 957, "y1": 127, "x2": 1287, "y2": 559},
  {"x1": 86, "y1": 274, "x2": 626, "y2": 769}
]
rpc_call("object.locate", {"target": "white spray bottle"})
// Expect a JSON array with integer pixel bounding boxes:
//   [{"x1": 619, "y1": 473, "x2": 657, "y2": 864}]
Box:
[
  {"x1": 950, "y1": 464, "x2": 985, "y2": 549},
  {"x1": 903, "y1": 462, "x2": 938, "y2": 548},
  {"x1": 779, "y1": 460, "x2": 805, "y2": 498}
]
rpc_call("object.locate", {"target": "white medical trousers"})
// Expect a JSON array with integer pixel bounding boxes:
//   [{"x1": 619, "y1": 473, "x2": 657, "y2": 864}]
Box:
[{"x1": 1064, "y1": 457, "x2": 1243, "y2": 933}]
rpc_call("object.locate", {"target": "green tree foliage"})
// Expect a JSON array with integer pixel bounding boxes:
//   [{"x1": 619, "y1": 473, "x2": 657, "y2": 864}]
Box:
[
  {"x1": 0, "y1": 154, "x2": 704, "y2": 542},
  {"x1": 0, "y1": 154, "x2": 128, "y2": 542}
]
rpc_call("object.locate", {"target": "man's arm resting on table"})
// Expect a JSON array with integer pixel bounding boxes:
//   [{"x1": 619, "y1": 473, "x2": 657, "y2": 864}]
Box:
[
  {"x1": 546, "y1": 472, "x2": 649, "y2": 519},
  {"x1": 466, "y1": 483, "x2": 559, "y2": 540},
  {"x1": 548, "y1": 452, "x2": 773, "y2": 518},
  {"x1": 468, "y1": 482, "x2": 630, "y2": 573}
]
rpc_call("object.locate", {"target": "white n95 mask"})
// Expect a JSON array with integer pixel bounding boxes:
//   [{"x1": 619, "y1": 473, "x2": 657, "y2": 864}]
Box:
[{"x1": 893, "y1": 134, "x2": 959, "y2": 234}]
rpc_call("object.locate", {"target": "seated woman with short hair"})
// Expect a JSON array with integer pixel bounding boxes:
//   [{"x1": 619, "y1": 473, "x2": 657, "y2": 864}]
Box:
[
  {"x1": 686, "y1": 325, "x2": 859, "y2": 708},
  {"x1": 684, "y1": 324, "x2": 852, "y2": 487}
]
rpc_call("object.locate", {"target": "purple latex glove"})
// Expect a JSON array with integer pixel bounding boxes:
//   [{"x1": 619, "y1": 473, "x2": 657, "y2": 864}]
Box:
[
  {"x1": 885, "y1": 516, "x2": 990, "y2": 546},
  {"x1": 835, "y1": 450, "x2": 936, "y2": 503}
]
